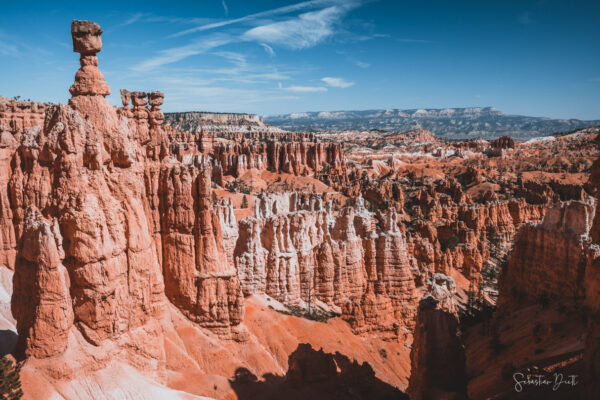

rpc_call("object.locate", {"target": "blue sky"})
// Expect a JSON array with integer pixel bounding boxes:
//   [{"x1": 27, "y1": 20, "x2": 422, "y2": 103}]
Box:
[{"x1": 1, "y1": 0, "x2": 599, "y2": 119}]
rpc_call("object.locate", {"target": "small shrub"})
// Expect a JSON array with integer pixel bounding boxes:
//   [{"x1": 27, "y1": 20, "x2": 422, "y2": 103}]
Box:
[{"x1": 0, "y1": 356, "x2": 24, "y2": 400}]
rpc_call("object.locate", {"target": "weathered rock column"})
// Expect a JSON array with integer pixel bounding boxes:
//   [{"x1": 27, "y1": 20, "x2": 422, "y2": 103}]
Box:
[
  {"x1": 160, "y1": 161, "x2": 244, "y2": 336},
  {"x1": 148, "y1": 91, "x2": 165, "y2": 127},
  {"x1": 119, "y1": 89, "x2": 133, "y2": 117},
  {"x1": 408, "y1": 274, "x2": 467, "y2": 400},
  {"x1": 12, "y1": 207, "x2": 73, "y2": 358},
  {"x1": 69, "y1": 20, "x2": 110, "y2": 97}
]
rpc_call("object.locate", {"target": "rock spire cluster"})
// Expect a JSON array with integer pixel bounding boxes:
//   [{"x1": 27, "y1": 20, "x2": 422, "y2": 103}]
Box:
[{"x1": 1, "y1": 17, "x2": 599, "y2": 400}]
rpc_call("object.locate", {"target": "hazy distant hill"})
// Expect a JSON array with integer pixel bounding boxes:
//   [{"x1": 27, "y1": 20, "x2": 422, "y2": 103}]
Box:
[
  {"x1": 164, "y1": 111, "x2": 285, "y2": 134},
  {"x1": 264, "y1": 107, "x2": 600, "y2": 139}
]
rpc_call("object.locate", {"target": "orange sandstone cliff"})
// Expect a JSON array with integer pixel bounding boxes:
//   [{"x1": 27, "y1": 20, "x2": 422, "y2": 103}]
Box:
[
  {"x1": 1, "y1": 18, "x2": 600, "y2": 400},
  {"x1": 0, "y1": 20, "x2": 416, "y2": 399}
]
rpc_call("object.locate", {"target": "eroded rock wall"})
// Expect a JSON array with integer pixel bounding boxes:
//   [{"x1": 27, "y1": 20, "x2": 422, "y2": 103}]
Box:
[
  {"x1": 498, "y1": 200, "x2": 598, "y2": 311},
  {"x1": 408, "y1": 274, "x2": 467, "y2": 400},
  {"x1": 9, "y1": 20, "x2": 244, "y2": 366},
  {"x1": 233, "y1": 193, "x2": 418, "y2": 339}
]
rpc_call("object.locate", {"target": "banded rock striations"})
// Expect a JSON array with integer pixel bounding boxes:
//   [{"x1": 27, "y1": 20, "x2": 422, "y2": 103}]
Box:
[
  {"x1": 234, "y1": 193, "x2": 418, "y2": 339},
  {"x1": 1, "y1": 18, "x2": 600, "y2": 400},
  {"x1": 460, "y1": 199, "x2": 600, "y2": 399},
  {"x1": 5, "y1": 19, "x2": 243, "y2": 367},
  {"x1": 0, "y1": 20, "x2": 417, "y2": 399}
]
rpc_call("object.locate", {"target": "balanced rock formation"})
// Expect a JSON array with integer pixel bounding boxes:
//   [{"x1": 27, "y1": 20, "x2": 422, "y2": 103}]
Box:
[
  {"x1": 69, "y1": 20, "x2": 110, "y2": 97},
  {"x1": 8, "y1": 19, "x2": 245, "y2": 369},
  {"x1": 3, "y1": 16, "x2": 600, "y2": 400}
]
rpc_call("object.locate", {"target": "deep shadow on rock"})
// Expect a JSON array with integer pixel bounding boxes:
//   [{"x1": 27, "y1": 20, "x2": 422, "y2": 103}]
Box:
[
  {"x1": 0, "y1": 329, "x2": 18, "y2": 357},
  {"x1": 408, "y1": 295, "x2": 468, "y2": 400},
  {"x1": 229, "y1": 343, "x2": 407, "y2": 400}
]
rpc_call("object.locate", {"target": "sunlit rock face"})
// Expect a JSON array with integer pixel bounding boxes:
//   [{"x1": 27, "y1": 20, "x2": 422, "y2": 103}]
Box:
[
  {"x1": 498, "y1": 199, "x2": 598, "y2": 312},
  {"x1": 159, "y1": 161, "x2": 243, "y2": 333},
  {"x1": 232, "y1": 193, "x2": 419, "y2": 340},
  {"x1": 69, "y1": 20, "x2": 110, "y2": 97},
  {"x1": 3, "y1": 16, "x2": 600, "y2": 400},
  {"x1": 9, "y1": 19, "x2": 245, "y2": 367}
]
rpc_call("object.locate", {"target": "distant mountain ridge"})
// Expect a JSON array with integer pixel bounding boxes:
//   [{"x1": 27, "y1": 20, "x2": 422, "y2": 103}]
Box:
[
  {"x1": 264, "y1": 107, "x2": 600, "y2": 139},
  {"x1": 164, "y1": 111, "x2": 285, "y2": 134}
]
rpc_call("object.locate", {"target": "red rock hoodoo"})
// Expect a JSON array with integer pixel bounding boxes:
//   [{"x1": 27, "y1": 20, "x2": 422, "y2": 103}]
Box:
[{"x1": 1, "y1": 18, "x2": 600, "y2": 400}]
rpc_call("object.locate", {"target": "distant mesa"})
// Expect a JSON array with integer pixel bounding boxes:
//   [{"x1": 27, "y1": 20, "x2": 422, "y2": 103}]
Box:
[
  {"x1": 1, "y1": 16, "x2": 600, "y2": 400},
  {"x1": 164, "y1": 111, "x2": 286, "y2": 134},
  {"x1": 264, "y1": 107, "x2": 600, "y2": 139}
]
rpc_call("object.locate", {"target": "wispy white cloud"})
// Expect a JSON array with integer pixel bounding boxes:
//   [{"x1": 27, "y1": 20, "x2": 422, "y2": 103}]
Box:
[
  {"x1": 350, "y1": 32, "x2": 391, "y2": 42},
  {"x1": 221, "y1": 0, "x2": 229, "y2": 16},
  {"x1": 113, "y1": 13, "x2": 218, "y2": 29},
  {"x1": 0, "y1": 39, "x2": 19, "y2": 57},
  {"x1": 260, "y1": 43, "x2": 276, "y2": 56},
  {"x1": 135, "y1": 1, "x2": 363, "y2": 70},
  {"x1": 242, "y1": 4, "x2": 357, "y2": 49},
  {"x1": 212, "y1": 51, "x2": 247, "y2": 67},
  {"x1": 397, "y1": 38, "x2": 433, "y2": 43},
  {"x1": 132, "y1": 0, "x2": 372, "y2": 73},
  {"x1": 0, "y1": 30, "x2": 19, "y2": 57},
  {"x1": 170, "y1": 0, "x2": 353, "y2": 38},
  {"x1": 121, "y1": 12, "x2": 147, "y2": 26},
  {"x1": 321, "y1": 77, "x2": 354, "y2": 88},
  {"x1": 335, "y1": 50, "x2": 370, "y2": 68},
  {"x1": 280, "y1": 84, "x2": 327, "y2": 92},
  {"x1": 132, "y1": 34, "x2": 233, "y2": 71},
  {"x1": 127, "y1": 0, "x2": 370, "y2": 108}
]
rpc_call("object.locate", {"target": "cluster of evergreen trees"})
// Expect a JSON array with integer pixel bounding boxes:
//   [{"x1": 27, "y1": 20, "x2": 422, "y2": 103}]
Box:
[{"x1": 1, "y1": 356, "x2": 23, "y2": 399}]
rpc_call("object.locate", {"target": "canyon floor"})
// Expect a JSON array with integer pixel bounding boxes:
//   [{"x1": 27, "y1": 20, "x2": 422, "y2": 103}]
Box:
[{"x1": 1, "y1": 19, "x2": 599, "y2": 400}]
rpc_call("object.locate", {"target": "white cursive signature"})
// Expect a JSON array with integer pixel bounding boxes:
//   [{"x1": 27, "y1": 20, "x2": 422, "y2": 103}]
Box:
[
  {"x1": 513, "y1": 372, "x2": 578, "y2": 392},
  {"x1": 552, "y1": 373, "x2": 578, "y2": 391}
]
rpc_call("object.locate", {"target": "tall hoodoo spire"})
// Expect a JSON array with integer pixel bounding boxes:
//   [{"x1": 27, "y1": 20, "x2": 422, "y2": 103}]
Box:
[{"x1": 69, "y1": 20, "x2": 110, "y2": 97}]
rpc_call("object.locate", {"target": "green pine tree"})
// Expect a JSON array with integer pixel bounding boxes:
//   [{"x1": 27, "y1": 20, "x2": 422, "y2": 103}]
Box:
[
  {"x1": 0, "y1": 356, "x2": 23, "y2": 400},
  {"x1": 241, "y1": 195, "x2": 248, "y2": 209}
]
